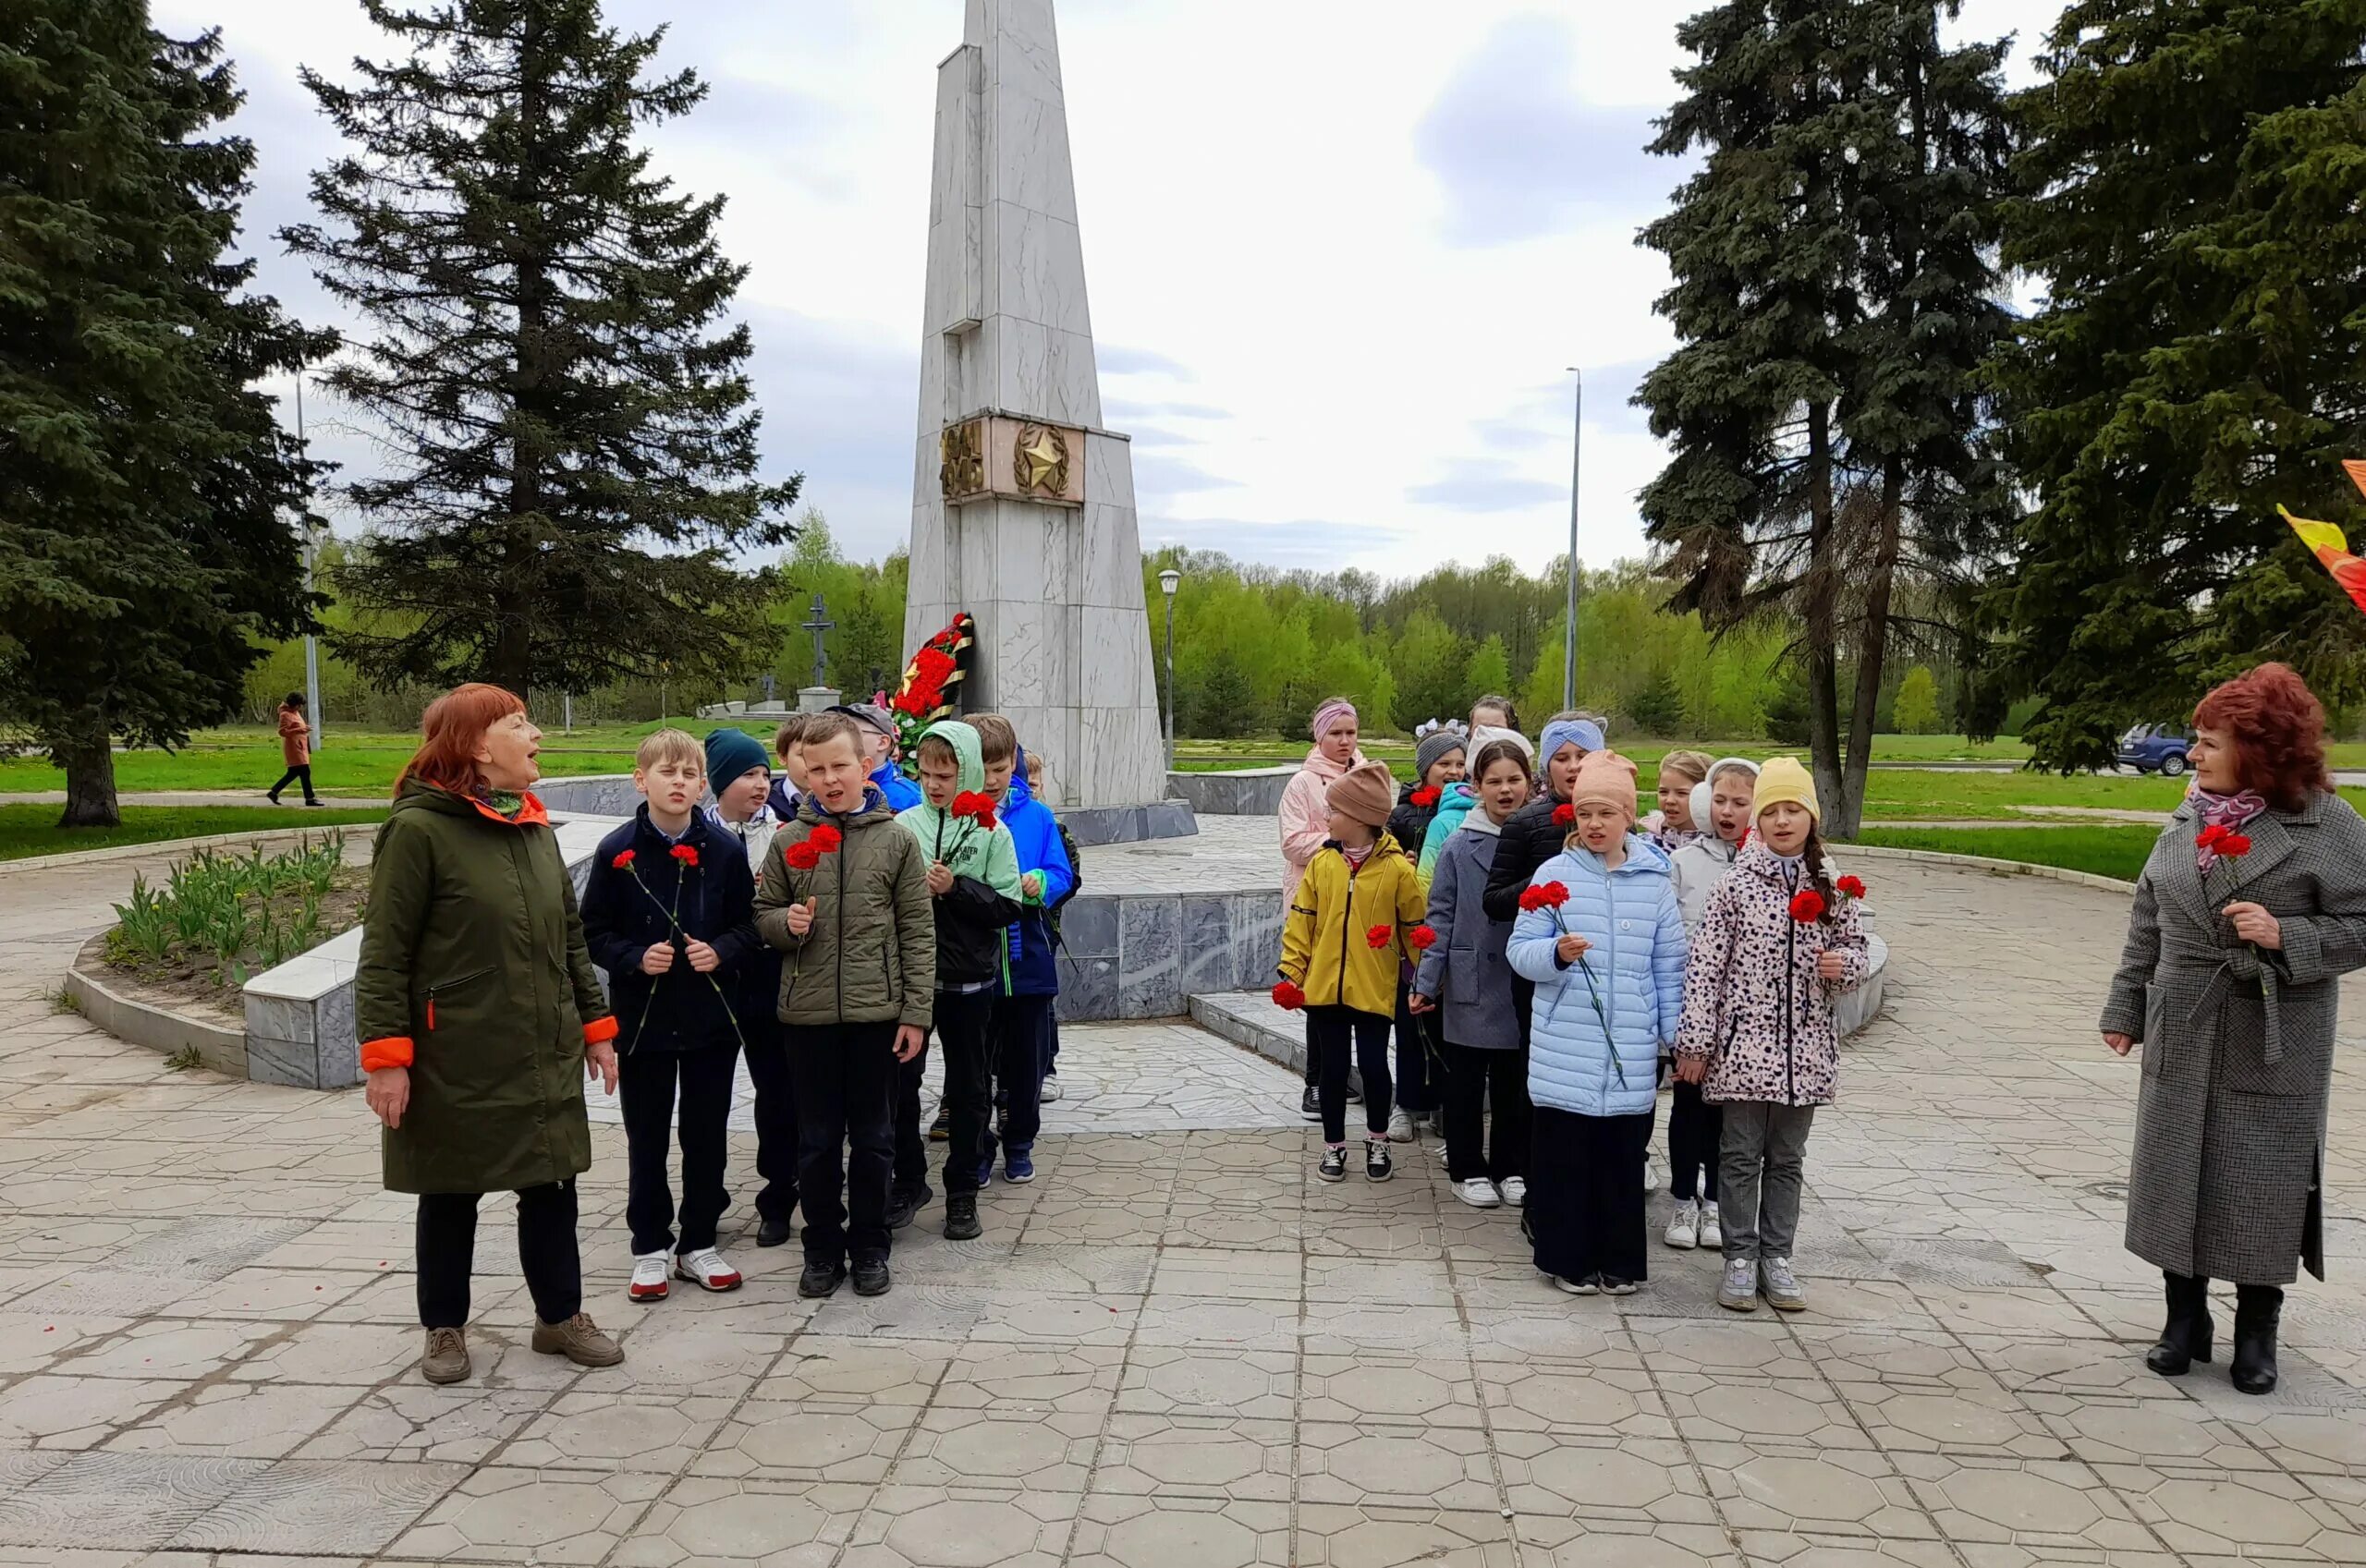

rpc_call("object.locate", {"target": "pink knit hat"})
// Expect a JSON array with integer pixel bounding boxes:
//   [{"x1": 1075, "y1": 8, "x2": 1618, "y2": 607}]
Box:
[
  {"x1": 1325, "y1": 760, "x2": 1396, "y2": 830},
  {"x1": 1567, "y1": 750, "x2": 1640, "y2": 818},
  {"x1": 1311, "y1": 698, "x2": 1358, "y2": 743}
]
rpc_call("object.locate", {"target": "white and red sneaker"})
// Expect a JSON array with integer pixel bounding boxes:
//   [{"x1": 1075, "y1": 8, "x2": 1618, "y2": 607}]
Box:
[
  {"x1": 674, "y1": 1246, "x2": 743, "y2": 1293},
  {"x1": 628, "y1": 1250, "x2": 670, "y2": 1302}
]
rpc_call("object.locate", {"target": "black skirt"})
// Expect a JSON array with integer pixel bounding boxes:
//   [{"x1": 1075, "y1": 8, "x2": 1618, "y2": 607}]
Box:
[{"x1": 1528, "y1": 1105, "x2": 1652, "y2": 1285}]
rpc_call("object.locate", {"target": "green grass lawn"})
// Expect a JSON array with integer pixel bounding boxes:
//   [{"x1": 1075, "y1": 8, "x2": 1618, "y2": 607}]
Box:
[
  {"x1": 1854, "y1": 826, "x2": 2161, "y2": 882},
  {"x1": 0, "y1": 805, "x2": 390, "y2": 863}
]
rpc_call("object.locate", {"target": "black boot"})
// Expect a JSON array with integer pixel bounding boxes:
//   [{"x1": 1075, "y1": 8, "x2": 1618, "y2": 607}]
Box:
[
  {"x1": 2231, "y1": 1283, "x2": 2284, "y2": 1395},
  {"x1": 2145, "y1": 1270, "x2": 2214, "y2": 1376}
]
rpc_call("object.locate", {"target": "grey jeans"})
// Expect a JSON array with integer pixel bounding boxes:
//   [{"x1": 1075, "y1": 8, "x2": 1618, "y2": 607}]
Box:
[{"x1": 1718, "y1": 1102, "x2": 1816, "y2": 1261}]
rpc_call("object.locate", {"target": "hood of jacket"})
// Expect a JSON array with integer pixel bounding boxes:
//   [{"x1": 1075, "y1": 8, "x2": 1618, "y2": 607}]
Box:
[
  {"x1": 1297, "y1": 744, "x2": 1365, "y2": 784},
  {"x1": 1536, "y1": 833, "x2": 1675, "y2": 889},
  {"x1": 797, "y1": 783, "x2": 898, "y2": 832},
  {"x1": 391, "y1": 777, "x2": 551, "y2": 829},
  {"x1": 1734, "y1": 836, "x2": 1809, "y2": 889},
  {"x1": 900, "y1": 721, "x2": 1014, "y2": 885}
]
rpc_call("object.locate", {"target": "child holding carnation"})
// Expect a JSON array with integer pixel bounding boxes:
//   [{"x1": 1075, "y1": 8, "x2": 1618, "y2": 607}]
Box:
[
  {"x1": 1662, "y1": 757, "x2": 1760, "y2": 1250},
  {"x1": 1673, "y1": 757, "x2": 1869, "y2": 1313},
  {"x1": 1383, "y1": 730, "x2": 1467, "y2": 1141},
  {"x1": 1507, "y1": 751, "x2": 1688, "y2": 1295},
  {"x1": 1274, "y1": 760, "x2": 1429, "y2": 1183}
]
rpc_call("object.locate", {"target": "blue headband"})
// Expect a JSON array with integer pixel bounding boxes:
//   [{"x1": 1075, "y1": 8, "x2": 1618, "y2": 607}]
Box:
[{"x1": 1539, "y1": 718, "x2": 1604, "y2": 765}]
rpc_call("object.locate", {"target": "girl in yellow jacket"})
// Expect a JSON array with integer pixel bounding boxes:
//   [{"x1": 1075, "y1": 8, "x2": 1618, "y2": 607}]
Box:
[{"x1": 1275, "y1": 760, "x2": 1430, "y2": 1182}]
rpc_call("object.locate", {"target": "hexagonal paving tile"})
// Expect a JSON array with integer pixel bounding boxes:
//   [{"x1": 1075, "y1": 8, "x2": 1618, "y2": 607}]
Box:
[
  {"x1": 1500, "y1": 1436, "x2": 1713, "y2": 1524},
  {"x1": 1838, "y1": 1376, "x2": 2062, "y2": 1458},
  {"x1": 1656, "y1": 1374, "x2": 1870, "y2": 1451},
  {"x1": 1696, "y1": 1443, "x2": 1937, "y2": 1539},
  {"x1": 1896, "y1": 1453, "x2": 2152, "y2": 1551},
  {"x1": 1299, "y1": 1421, "x2": 1494, "y2": 1512},
  {"x1": 295, "y1": 1382, "x2": 549, "y2": 1465},
  {"x1": 1477, "y1": 1365, "x2": 1671, "y2": 1438},
  {"x1": 501, "y1": 1391, "x2": 737, "y2": 1472},
  {"x1": 691, "y1": 1400, "x2": 923, "y2": 1484},
  {"x1": 1513, "y1": 1514, "x2": 1743, "y2": 1567},
  {"x1": 2103, "y1": 1462, "x2": 2361, "y2": 1560},
  {"x1": 1069, "y1": 1491, "x2": 1290, "y2": 1568},
  {"x1": 841, "y1": 1484, "x2": 1079, "y2": 1568},
  {"x1": 1093, "y1": 1413, "x2": 1292, "y2": 1501},
  {"x1": 755, "y1": 1336, "x2": 951, "y2": 1405},
  {"x1": 1116, "y1": 1345, "x2": 1297, "y2": 1420},
  {"x1": 608, "y1": 1475, "x2": 868, "y2": 1567},
  {"x1": 1294, "y1": 1502, "x2": 1517, "y2": 1565},
  {"x1": 109, "y1": 1380, "x2": 361, "y2": 1459},
  {"x1": 386, "y1": 1464, "x2": 670, "y2": 1563},
  {"x1": 1300, "y1": 1355, "x2": 1482, "y2": 1427},
  {"x1": 890, "y1": 1407, "x2": 1100, "y2": 1492},
  {"x1": 933, "y1": 1343, "x2": 1126, "y2": 1414},
  {"x1": 0, "y1": 1374, "x2": 188, "y2": 1449}
]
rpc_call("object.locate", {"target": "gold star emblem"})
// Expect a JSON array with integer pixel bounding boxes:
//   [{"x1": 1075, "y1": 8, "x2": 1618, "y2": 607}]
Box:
[{"x1": 1018, "y1": 427, "x2": 1066, "y2": 490}]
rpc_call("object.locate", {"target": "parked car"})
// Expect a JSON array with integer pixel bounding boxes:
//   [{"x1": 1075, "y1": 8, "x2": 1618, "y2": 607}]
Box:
[{"x1": 2117, "y1": 723, "x2": 2193, "y2": 776}]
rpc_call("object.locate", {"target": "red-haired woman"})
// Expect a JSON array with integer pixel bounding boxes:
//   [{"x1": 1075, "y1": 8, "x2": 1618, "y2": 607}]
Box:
[
  {"x1": 2103, "y1": 662, "x2": 2366, "y2": 1395},
  {"x1": 357, "y1": 684, "x2": 625, "y2": 1385}
]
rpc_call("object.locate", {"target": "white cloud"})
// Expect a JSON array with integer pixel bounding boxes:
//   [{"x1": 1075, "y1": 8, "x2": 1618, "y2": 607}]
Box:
[{"x1": 160, "y1": 0, "x2": 2054, "y2": 582}]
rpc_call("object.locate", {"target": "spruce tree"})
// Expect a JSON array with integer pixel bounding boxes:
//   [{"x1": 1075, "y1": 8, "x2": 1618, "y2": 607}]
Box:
[
  {"x1": 1993, "y1": 0, "x2": 2366, "y2": 771},
  {"x1": 0, "y1": 4, "x2": 329, "y2": 827},
  {"x1": 284, "y1": 0, "x2": 799, "y2": 699},
  {"x1": 1638, "y1": 2, "x2": 2013, "y2": 833}
]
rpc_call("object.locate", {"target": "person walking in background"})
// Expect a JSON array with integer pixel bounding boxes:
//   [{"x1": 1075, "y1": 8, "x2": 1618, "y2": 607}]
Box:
[
  {"x1": 1274, "y1": 760, "x2": 1425, "y2": 1184},
  {"x1": 1663, "y1": 757, "x2": 1760, "y2": 1250},
  {"x1": 268, "y1": 691, "x2": 322, "y2": 806},
  {"x1": 1508, "y1": 752, "x2": 1688, "y2": 1296},
  {"x1": 704, "y1": 726, "x2": 799, "y2": 1250},
  {"x1": 1279, "y1": 697, "x2": 1370, "y2": 1119},
  {"x1": 1413, "y1": 737, "x2": 1535, "y2": 1209},
  {"x1": 2100, "y1": 662, "x2": 2366, "y2": 1396},
  {"x1": 357, "y1": 684, "x2": 624, "y2": 1384},
  {"x1": 1384, "y1": 727, "x2": 1467, "y2": 1140},
  {"x1": 1675, "y1": 758, "x2": 1869, "y2": 1315}
]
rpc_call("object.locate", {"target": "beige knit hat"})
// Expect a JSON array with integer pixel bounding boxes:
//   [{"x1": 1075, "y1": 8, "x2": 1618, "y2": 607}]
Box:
[
  {"x1": 1567, "y1": 750, "x2": 1640, "y2": 818},
  {"x1": 1325, "y1": 760, "x2": 1396, "y2": 830}
]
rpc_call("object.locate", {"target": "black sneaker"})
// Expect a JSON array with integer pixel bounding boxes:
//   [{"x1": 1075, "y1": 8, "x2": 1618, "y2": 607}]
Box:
[
  {"x1": 851, "y1": 1255, "x2": 891, "y2": 1296},
  {"x1": 1601, "y1": 1275, "x2": 1639, "y2": 1296},
  {"x1": 1317, "y1": 1147, "x2": 1348, "y2": 1183},
  {"x1": 885, "y1": 1185, "x2": 931, "y2": 1232},
  {"x1": 756, "y1": 1217, "x2": 793, "y2": 1248},
  {"x1": 1300, "y1": 1085, "x2": 1321, "y2": 1121},
  {"x1": 944, "y1": 1193, "x2": 981, "y2": 1241},
  {"x1": 928, "y1": 1107, "x2": 950, "y2": 1142},
  {"x1": 798, "y1": 1259, "x2": 847, "y2": 1298},
  {"x1": 1364, "y1": 1138, "x2": 1394, "y2": 1182}
]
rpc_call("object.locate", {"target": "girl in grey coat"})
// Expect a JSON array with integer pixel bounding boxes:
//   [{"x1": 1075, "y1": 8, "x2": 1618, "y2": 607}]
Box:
[{"x1": 2102, "y1": 663, "x2": 2366, "y2": 1397}]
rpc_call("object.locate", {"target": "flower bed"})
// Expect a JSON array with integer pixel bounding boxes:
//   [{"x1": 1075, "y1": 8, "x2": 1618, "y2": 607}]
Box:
[{"x1": 103, "y1": 833, "x2": 367, "y2": 1022}]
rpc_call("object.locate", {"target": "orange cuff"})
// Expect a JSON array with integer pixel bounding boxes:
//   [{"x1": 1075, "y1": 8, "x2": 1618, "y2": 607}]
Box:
[
  {"x1": 582, "y1": 1015, "x2": 619, "y2": 1046},
  {"x1": 360, "y1": 1036, "x2": 414, "y2": 1072}
]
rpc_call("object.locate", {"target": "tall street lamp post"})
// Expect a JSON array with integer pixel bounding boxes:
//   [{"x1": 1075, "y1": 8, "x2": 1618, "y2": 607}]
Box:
[
  {"x1": 294, "y1": 372, "x2": 323, "y2": 745},
  {"x1": 1158, "y1": 567, "x2": 1181, "y2": 770},
  {"x1": 1563, "y1": 365, "x2": 1581, "y2": 711}
]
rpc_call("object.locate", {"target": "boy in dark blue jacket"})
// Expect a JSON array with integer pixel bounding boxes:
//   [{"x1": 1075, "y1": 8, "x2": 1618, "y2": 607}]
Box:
[
  {"x1": 967, "y1": 715, "x2": 1072, "y2": 1185},
  {"x1": 580, "y1": 730, "x2": 758, "y2": 1304}
]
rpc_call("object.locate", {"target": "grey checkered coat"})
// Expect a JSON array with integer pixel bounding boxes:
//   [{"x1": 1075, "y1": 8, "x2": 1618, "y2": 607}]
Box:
[{"x1": 2101, "y1": 790, "x2": 2366, "y2": 1283}]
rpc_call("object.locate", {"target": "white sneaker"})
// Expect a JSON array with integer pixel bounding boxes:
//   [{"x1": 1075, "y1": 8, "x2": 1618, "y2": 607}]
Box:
[
  {"x1": 674, "y1": 1246, "x2": 743, "y2": 1293},
  {"x1": 1386, "y1": 1107, "x2": 1417, "y2": 1143},
  {"x1": 1642, "y1": 1158, "x2": 1662, "y2": 1195},
  {"x1": 1697, "y1": 1202, "x2": 1723, "y2": 1250},
  {"x1": 1455, "y1": 1177, "x2": 1501, "y2": 1209},
  {"x1": 1717, "y1": 1257, "x2": 1759, "y2": 1312},
  {"x1": 628, "y1": 1249, "x2": 671, "y2": 1302},
  {"x1": 1497, "y1": 1175, "x2": 1528, "y2": 1209},
  {"x1": 1664, "y1": 1198, "x2": 1699, "y2": 1250},
  {"x1": 1040, "y1": 1075, "x2": 1062, "y2": 1103},
  {"x1": 1760, "y1": 1256, "x2": 1807, "y2": 1312}
]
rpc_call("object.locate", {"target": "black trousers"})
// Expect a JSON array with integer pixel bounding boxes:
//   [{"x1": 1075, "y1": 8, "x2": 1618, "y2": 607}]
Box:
[
  {"x1": 1393, "y1": 978, "x2": 1435, "y2": 1114},
  {"x1": 787, "y1": 1021, "x2": 898, "y2": 1266},
  {"x1": 933, "y1": 989, "x2": 997, "y2": 1195},
  {"x1": 739, "y1": 1027, "x2": 800, "y2": 1225},
  {"x1": 892, "y1": 1036, "x2": 933, "y2": 1200},
  {"x1": 269, "y1": 764, "x2": 316, "y2": 803},
  {"x1": 1529, "y1": 1106, "x2": 1651, "y2": 1284},
  {"x1": 1667, "y1": 1079, "x2": 1722, "y2": 1203},
  {"x1": 618, "y1": 1042, "x2": 737, "y2": 1256},
  {"x1": 1309, "y1": 1003, "x2": 1392, "y2": 1144},
  {"x1": 416, "y1": 1181, "x2": 581, "y2": 1330},
  {"x1": 1441, "y1": 1040, "x2": 1530, "y2": 1184},
  {"x1": 993, "y1": 994, "x2": 1055, "y2": 1152}
]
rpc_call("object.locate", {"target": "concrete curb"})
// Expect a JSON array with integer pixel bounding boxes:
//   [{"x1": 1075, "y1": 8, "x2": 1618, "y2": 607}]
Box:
[
  {"x1": 1844, "y1": 842, "x2": 2138, "y2": 896},
  {"x1": 0, "y1": 821, "x2": 383, "y2": 875},
  {"x1": 63, "y1": 934, "x2": 248, "y2": 1079}
]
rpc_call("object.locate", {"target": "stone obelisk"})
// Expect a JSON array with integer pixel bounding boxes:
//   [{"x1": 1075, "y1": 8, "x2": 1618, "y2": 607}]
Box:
[{"x1": 903, "y1": 0, "x2": 1168, "y2": 815}]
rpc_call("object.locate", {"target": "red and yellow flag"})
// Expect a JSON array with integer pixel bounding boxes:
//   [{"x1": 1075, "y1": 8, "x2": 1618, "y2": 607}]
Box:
[{"x1": 2282, "y1": 500, "x2": 2366, "y2": 617}]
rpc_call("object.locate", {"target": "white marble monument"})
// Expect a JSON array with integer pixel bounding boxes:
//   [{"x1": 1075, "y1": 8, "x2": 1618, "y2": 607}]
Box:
[{"x1": 902, "y1": 0, "x2": 1168, "y2": 812}]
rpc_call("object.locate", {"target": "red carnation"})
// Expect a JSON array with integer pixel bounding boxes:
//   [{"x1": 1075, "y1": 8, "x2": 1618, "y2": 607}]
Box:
[
  {"x1": 1788, "y1": 889, "x2": 1826, "y2": 923},
  {"x1": 1535, "y1": 881, "x2": 1570, "y2": 908},
  {"x1": 915, "y1": 647, "x2": 957, "y2": 682},
  {"x1": 1410, "y1": 786, "x2": 1441, "y2": 808},
  {"x1": 808, "y1": 824, "x2": 843, "y2": 853},
  {"x1": 1552, "y1": 803, "x2": 1575, "y2": 827},
  {"x1": 783, "y1": 842, "x2": 822, "y2": 870},
  {"x1": 1366, "y1": 923, "x2": 1394, "y2": 949},
  {"x1": 1407, "y1": 924, "x2": 1438, "y2": 951},
  {"x1": 1835, "y1": 874, "x2": 1866, "y2": 901},
  {"x1": 2197, "y1": 823, "x2": 2229, "y2": 850},
  {"x1": 670, "y1": 845, "x2": 699, "y2": 867},
  {"x1": 1271, "y1": 979, "x2": 1306, "y2": 1012},
  {"x1": 1517, "y1": 887, "x2": 1544, "y2": 913},
  {"x1": 2218, "y1": 833, "x2": 2251, "y2": 857},
  {"x1": 611, "y1": 850, "x2": 636, "y2": 869}
]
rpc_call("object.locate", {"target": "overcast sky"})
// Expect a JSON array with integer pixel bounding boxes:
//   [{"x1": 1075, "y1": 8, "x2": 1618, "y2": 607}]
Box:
[{"x1": 159, "y1": 0, "x2": 2067, "y2": 579}]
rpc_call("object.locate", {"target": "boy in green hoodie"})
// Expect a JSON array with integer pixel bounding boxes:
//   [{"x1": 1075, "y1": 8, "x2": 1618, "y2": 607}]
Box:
[{"x1": 896, "y1": 721, "x2": 1024, "y2": 1239}]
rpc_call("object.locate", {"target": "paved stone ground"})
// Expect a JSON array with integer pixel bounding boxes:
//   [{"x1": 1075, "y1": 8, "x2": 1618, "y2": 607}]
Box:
[{"x1": 3, "y1": 846, "x2": 2366, "y2": 1563}]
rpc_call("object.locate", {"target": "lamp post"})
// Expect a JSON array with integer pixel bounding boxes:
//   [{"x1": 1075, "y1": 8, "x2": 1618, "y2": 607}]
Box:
[
  {"x1": 1158, "y1": 567, "x2": 1181, "y2": 769},
  {"x1": 294, "y1": 372, "x2": 323, "y2": 744},
  {"x1": 1563, "y1": 365, "x2": 1581, "y2": 711}
]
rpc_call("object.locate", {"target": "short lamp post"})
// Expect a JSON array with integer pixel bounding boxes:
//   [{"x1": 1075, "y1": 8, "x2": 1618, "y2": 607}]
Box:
[{"x1": 1158, "y1": 567, "x2": 1182, "y2": 770}]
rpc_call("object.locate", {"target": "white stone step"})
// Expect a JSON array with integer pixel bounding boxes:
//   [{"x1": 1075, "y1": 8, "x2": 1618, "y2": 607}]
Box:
[{"x1": 1189, "y1": 990, "x2": 1308, "y2": 1076}]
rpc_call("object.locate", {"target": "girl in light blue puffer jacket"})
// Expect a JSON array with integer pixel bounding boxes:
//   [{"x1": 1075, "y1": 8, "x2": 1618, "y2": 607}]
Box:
[{"x1": 1507, "y1": 751, "x2": 1689, "y2": 1296}]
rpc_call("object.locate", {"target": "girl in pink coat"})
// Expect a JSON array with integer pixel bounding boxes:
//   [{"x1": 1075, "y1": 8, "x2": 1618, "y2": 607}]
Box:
[{"x1": 1278, "y1": 697, "x2": 1368, "y2": 1115}]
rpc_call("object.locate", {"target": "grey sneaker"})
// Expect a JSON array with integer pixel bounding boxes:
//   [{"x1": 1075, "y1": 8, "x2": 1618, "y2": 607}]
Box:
[
  {"x1": 1717, "y1": 1257, "x2": 1760, "y2": 1312},
  {"x1": 531, "y1": 1312, "x2": 624, "y2": 1367},
  {"x1": 421, "y1": 1326, "x2": 470, "y2": 1385},
  {"x1": 1760, "y1": 1257, "x2": 1807, "y2": 1312}
]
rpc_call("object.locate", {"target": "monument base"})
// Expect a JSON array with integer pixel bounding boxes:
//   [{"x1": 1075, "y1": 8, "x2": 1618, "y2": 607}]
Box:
[
  {"x1": 1055, "y1": 799, "x2": 1198, "y2": 847},
  {"x1": 797, "y1": 687, "x2": 842, "y2": 714}
]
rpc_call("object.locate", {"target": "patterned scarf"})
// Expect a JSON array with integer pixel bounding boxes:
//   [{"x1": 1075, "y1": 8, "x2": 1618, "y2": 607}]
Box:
[{"x1": 2190, "y1": 786, "x2": 2266, "y2": 872}]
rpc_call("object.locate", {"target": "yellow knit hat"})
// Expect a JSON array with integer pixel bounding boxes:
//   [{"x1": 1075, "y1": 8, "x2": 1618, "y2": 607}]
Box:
[{"x1": 1752, "y1": 756, "x2": 1820, "y2": 826}]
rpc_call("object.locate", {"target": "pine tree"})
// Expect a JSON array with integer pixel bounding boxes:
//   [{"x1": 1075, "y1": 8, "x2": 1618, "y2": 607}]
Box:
[
  {"x1": 0, "y1": 4, "x2": 331, "y2": 827},
  {"x1": 1993, "y1": 0, "x2": 2366, "y2": 771},
  {"x1": 1638, "y1": 1, "x2": 2013, "y2": 833},
  {"x1": 284, "y1": 0, "x2": 799, "y2": 699}
]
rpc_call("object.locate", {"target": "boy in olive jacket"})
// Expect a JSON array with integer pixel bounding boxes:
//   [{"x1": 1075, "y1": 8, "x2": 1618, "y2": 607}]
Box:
[{"x1": 754, "y1": 712, "x2": 935, "y2": 1300}]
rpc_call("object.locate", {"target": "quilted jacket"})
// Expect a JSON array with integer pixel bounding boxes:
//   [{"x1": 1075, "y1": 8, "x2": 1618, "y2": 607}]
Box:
[{"x1": 1506, "y1": 837, "x2": 1689, "y2": 1117}]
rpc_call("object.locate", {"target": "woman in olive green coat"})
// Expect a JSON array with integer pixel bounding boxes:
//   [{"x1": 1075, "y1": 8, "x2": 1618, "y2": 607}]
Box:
[{"x1": 358, "y1": 684, "x2": 625, "y2": 1385}]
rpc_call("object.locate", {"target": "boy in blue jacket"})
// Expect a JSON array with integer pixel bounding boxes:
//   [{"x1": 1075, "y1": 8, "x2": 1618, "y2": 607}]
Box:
[
  {"x1": 969, "y1": 713, "x2": 1072, "y2": 1185},
  {"x1": 834, "y1": 703, "x2": 923, "y2": 814},
  {"x1": 580, "y1": 730, "x2": 759, "y2": 1305}
]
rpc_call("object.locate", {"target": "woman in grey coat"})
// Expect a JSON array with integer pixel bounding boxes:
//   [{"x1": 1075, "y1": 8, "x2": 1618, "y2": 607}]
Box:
[{"x1": 2102, "y1": 663, "x2": 2366, "y2": 1395}]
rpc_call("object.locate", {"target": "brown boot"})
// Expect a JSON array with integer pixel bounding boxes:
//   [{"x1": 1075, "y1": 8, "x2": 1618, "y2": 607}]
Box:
[
  {"x1": 420, "y1": 1326, "x2": 470, "y2": 1385},
  {"x1": 531, "y1": 1311, "x2": 623, "y2": 1367}
]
